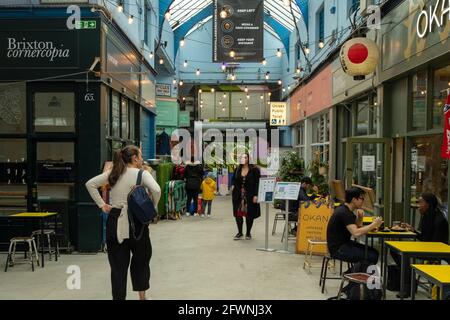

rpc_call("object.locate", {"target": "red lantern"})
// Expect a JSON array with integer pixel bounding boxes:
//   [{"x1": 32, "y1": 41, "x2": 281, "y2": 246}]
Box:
[{"x1": 340, "y1": 37, "x2": 380, "y2": 80}]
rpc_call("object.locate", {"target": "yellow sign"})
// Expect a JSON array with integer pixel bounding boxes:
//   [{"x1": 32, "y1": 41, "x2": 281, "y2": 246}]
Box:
[
  {"x1": 270, "y1": 102, "x2": 287, "y2": 126},
  {"x1": 296, "y1": 203, "x2": 333, "y2": 255}
]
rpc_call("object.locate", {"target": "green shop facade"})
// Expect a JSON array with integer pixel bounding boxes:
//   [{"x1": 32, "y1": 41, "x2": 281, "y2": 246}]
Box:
[
  {"x1": 0, "y1": 8, "x2": 157, "y2": 252},
  {"x1": 380, "y1": 0, "x2": 450, "y2": 231}
]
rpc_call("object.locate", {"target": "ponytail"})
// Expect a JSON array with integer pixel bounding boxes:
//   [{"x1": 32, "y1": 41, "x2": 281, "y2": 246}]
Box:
[{"x1": 108, "y1": 145, "x2": 140, "y2": 187}]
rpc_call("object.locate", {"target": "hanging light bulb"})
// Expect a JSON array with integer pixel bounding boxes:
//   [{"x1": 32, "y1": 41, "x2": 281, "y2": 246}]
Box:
[
  {"x1": 221, "y1": 63, "x2": 226, "y2": 71},
  {"x1": 117, "y1": 2, "x2": 123, "y2": 13},
  {"x1": 222, "y1": 107, "x2": 226, "y2": 112},
  {"x1": 159, "y1": 58, "x2": 164, "y2": 65},
  {"x1": 283, "y1": 0, "x2": 291, "y2": 6},
  {"x1": 246, "y1": 94, "x2": 250, "y2": 99},
  {"x1": 305, "y1": 47, "x2": 310, "y2": 55},
  {"x1": 172, "y1": 79, "x2": 177, "y2": 85},
  {"x1": 201, "y1": 99, "x2": 204, "y2": 104},
  {"x1": 267, "y1": 101, "x2": 271, "y2": 105},
  {"x1": 200, "y1": 104, "x2": 203, "y2": 109},
  {"x1": 229, "y1": 50, "x2": 236, "y2": 58},
  {"x1": 231, "y1": 74, "x2": 236, "y2": 81},
  {"x1": 282, "y1": 88, "x2": 286, "y2": 92},
  {"x1": 288, "y1": 85, "x2": 291, "y2": 90},
  {"x1": 296, "y1": 68, "x2": 301, "y2": 74},
  {"x1": 128, "y1": 15, "x2": 134, "y2": 24},
  {"x1": 278, "y1": 80, "x2": 282, "y2": 85},
  {"x1": 239, "y1": 99, "x2": 242, "y2": 104},
  {"x1": 223, "y1": 93, "x2": 227, "y2": 98},
  {"x1": 260, "y1": 94, "x2": 264, "y2": 100},
  {"x1": 180, "y1": 38, "x2": 185, "y2": 47},
  {"x1": 319, "y1": 41, "x2": 325, "y2": 49},
  {"x1": 244, "y1": 86, "x2": 248, "y2": 93},
  {"x1": 149, "y1": 51, "x2": 153, "y2": 59},
  {"x1": 265, "y1": 73, "x2": 270, "y2": 80},
  {"x1": 196, "y1": 68, "x2": 200, "y2": 76},
  {"x1": 199, "y1": 89, "x2": 202, "y2": 94},
  {"x1": 219, "y1": 100, "x2": 222, "y2": 105},
  {"x1": 179, "y1": 80, "x2": 184, "y2": 86},
  {"x1": 245, "y1": 106, "x2": 249, "y2": 111},
  {"x1": 211, "y1": 88, "x2": 215, "y2": 93},
  {"x1": 277, "y1": 49, "x2": 282, "y2": 58},
  {"x1": 268, "y1": 92, "x2": 272, "y2": 97},
  {"x1": 165, "y1": 10, "x2": 172, "y2": 20},
  {"x1": 262, "y1": 58, "x2": 267, "y2": 66},
  {"x1": 182, "y1": 97, "x2": 186, "y2": 101},
  {"x1": 183, "y1": 60, "x2": 188, "y2": 68}
]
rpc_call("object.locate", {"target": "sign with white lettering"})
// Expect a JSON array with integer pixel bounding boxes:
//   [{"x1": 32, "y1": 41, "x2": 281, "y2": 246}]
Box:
[
  {"x1": 270, "y1": 102, "x2": 287, "y2": 126},
  {"x1": 416, "y1": 0, "x2": 450, "y2": 38},
  {"x1": 0, "y1": 31, "x2": 78, "y2": 68},
  {"x1": 213, "y1": 0, "x2": 263, "y2": 62},
  {"x1": 156, "y1": 83, "x2": 171, "y2": 97},
  {"x1": 362, "y1": 156, "x2": 376, "y2": 172},
  {"x1": 258, "y1": 177, "x2": 276, "y2": 203},
  {"x1": 274, "y1": 182, "x2": 301, "y2": 201}
]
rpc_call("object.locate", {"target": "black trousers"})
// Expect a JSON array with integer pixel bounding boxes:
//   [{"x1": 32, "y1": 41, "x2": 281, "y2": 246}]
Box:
[
  {"x1": 235, "y1": 216, "x2": 254, "y2": 236},
  {"x1": 332, "y1": 241, "x2": 379, "y2": 266},
  {"x1": 186, "y1": 189, "x2": 199, "y2": 214},
  {"x1": 107, "y1": 209, "x2": 152, "y2": 300}
]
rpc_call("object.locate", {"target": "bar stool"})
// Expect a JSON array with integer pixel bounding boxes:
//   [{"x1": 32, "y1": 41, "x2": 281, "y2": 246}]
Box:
[
  {"x1": 32, "y1": 229, "x2": 60, "y2": 261},
  {"x1": 4, "y1": 237, "x2": 40, "y2": 272},
  {"x1": 303, "y1": 239, "x2": 331, "y2": 272},
  {"x1": 336, "y1": 273, "x2": 380, "y2": 300},
  {"x1": 320, "y1": 255, "x2": 352, "y2": 293}
]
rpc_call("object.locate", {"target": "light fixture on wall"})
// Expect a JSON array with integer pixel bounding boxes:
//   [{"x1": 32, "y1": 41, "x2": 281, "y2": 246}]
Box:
[{"x1": 220, "y1": 8, "x2": 228, "y2": 19}]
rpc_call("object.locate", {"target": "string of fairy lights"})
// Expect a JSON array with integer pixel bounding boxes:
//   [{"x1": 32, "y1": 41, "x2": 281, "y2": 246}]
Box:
[{"x1": 100, "y1": 0, "x2": 373, "y2": 112}]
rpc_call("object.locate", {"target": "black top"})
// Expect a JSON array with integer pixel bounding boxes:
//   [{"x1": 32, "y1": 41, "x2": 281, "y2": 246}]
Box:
[
  {"x1": 184, "y1": 163, "x2": 204, "y2": 191},
  {"x1": 327, "y1": 205, "x2": 356, "y2": 256},
  {"x1": 232, "y1": 166, "x2": 261, "y2": 219},
  {"x1": 282, "y1": 187, "x2": 316, "y2": 213},
  {"x1": 417, "y1": 210, "x2": 449, "y2": 244}
]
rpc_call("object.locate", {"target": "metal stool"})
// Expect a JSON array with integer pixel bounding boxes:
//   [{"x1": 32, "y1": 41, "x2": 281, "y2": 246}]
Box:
[
  {"x1": 4, "y1": 237, "x2": 40, "y2": 272},
  {"x1": 303, "y1": 239, "x2": 330, "y2": 272},
  {"x1": 320, "y1": 255, "x2": 351, "y2": 293},
  {"x1": 32, "y1": 229, "x2": 60, "y2": 261},
  {"x1": 272, "y1": 211, "x2": 287, "y2": 235},
  {"x1": 336, "y1": 273, "x2": 379, "y2": 300}
]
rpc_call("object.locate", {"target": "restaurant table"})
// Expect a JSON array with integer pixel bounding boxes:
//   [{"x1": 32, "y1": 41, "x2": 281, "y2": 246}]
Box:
[
  {"x1": 8, "y1": 212, "x2": 59, "y2": 268},
  {"x1": 364, "y1": 230, "x2": 417, "y2": 277},
  {"x1": 363, "y1": 217, "x2": 374, "y2": 225},
  {"x1": 411, "y1": 265, "x2": 450, "y2": 300},
  {"x1": 383, "y1": 241, "x2": 450, "y2": 300}
]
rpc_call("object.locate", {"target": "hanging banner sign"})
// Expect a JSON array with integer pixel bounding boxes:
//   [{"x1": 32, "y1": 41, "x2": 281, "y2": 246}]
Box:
[
  {"x1": 213, "y1": 0, "x2": 264, "y2": 62},
  {"x1": 270, "y1": 102, "x2": 287, "y2": 126},
  {"x1": 440, "y1": 94, "x2": 450, "y2": 159}
]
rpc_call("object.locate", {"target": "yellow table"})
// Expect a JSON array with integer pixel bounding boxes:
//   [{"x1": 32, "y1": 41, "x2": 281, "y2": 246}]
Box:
[
  {"x1": 363, "y1": 217, "x2": 374, "y2": 225},
  {"x1": 383, "y1": 241, "x2": 450, "y2": 300},
  {"x1": 8, "y1": 212, "x2": 59, "y2": 268},
  {"x1": 411, "y1": 265, "x2": 450, "y2": 300}
]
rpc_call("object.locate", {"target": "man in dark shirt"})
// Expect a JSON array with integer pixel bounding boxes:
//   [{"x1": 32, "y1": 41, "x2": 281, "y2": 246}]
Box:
[
  {"x1": 391, "y1": 193, "x2": 449, "y2": 298},
  {"x1": 327, "y1": 187, "x2": 383, "y2": 265},
  {"x1": 289, "y1": 177, "x2": 318, "y2": 232}
]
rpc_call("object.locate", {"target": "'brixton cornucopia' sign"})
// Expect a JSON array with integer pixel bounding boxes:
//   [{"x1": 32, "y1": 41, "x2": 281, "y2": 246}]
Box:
[{"x1": 339, "y1": 37, "x2": 380, "y2": 80}]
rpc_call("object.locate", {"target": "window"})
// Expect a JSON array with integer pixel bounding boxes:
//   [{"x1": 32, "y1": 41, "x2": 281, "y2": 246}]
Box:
[
  {"x1": 317, "y1": 5, "x2": 325, "y2": 49},
  {"x1": 296, "y1": 122, "x2": 305, "y2": 158},
  {"x1": 111, "y1": 93, "x2": 120, "y2": 137},
  {"x1": 36, "y1": 142, "x2": 75, "y2": 183},
  {"x1": 411, "y1": 71, "x2": 427, "y2": 131},
  {"x1": 433, "y1": 65, "x2": 450, "y2": 129},
  {"x1": 311, "y1": 113, "x2": 330, "y2": 164},
  {"x1": 129, "y1": 102, "x2": 135, "y2": 141},
  {"x1": 121, "y1": 98, "x2": 129, "y2": 139},
  {"x1": 34, "y1": 92, "x2": 75, "y2": 132},
  {"x1": 0, "y1": 139, "x2": 26, "y2": 184},
  {"x1": 0, "y1": 83, "x2": 26, "y2": 134}
]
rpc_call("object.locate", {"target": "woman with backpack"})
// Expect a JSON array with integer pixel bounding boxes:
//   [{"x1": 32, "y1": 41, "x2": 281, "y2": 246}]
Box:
[{"x1": 85, "y1": 145, "x2": 161, "y2": 300}]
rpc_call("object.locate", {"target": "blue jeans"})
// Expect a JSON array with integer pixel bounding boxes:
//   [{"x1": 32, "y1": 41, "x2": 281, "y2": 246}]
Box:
[{"x1": 333, "y1": 241, "x2": 379, "y2": 266}]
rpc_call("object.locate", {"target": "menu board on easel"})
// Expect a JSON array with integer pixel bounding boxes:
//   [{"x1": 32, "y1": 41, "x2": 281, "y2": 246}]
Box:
[{"x1": 296, "y1": 202, "x2": 333, "y2": 255}]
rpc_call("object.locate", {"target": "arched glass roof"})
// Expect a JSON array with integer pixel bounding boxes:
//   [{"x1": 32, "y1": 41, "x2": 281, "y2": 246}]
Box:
[{"x1": 168, "y1": 0, "x2": 303, "y2": 31}]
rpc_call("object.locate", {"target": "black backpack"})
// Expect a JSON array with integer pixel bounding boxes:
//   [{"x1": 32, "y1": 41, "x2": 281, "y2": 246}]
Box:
[{"x1": 127, "y1": 169, "x2": 157, "y2": 240}]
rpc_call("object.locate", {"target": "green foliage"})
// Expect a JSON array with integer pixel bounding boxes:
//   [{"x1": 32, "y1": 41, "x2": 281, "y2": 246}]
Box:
[
  {"x1": 307, "y1": 159, "x2": 329, "y2": 196},
  {"x1": 277, "y1": 151, "x2": 306, "y2": 182}
]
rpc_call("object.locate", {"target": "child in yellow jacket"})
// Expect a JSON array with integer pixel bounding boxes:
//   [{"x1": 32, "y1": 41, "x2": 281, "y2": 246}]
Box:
[{"x1": 201, "y1": 172, "x2": 216, "y2": 218}]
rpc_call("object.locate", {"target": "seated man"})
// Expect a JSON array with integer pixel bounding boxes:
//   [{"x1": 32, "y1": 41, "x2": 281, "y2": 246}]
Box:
[
  {"x1": 327, "y1": 187, "x2": 383, "y2": 266},
  {"x1": 289, "y1": 177, "x2": 318, "y2": 233},
  {"x1": 390, "y1": 193, "x2": 449, "y2": 298}
]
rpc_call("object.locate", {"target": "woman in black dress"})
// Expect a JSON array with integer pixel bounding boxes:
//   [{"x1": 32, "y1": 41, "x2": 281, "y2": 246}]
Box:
[{"x1": 231, "y1": 153, "x2": 261, "y2": 240}]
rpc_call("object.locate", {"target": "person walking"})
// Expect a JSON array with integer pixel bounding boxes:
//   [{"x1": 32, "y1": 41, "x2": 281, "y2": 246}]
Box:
[
  {"x1": 184, "y1": 157, "x2": 204, "y2": 216},
  {"x1": 201, "y1": 172, "x2": 216, "y2": 218},
  {"x1": 231, "y1": 153, "x2": 261, "y2": 240},
  {"x1": 85, "y1": 145, "x2": 161, "y2": 300}
]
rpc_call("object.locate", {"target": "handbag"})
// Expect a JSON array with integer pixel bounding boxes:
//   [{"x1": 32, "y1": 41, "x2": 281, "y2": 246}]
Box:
[{"x1": 127, "y1": 169, "x2": 157, "y2": 240}]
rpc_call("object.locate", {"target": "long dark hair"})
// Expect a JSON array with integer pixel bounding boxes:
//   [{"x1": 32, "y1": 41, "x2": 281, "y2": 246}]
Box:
[
  {"x1": 421, "y1": 193, "x2": 441, "y2": 216},
  {"x1": 108, "y1": 145, "x2": 140, "y2": 187},
  {"x1": 237, "y1": 152, "x2": 256, "y2": 173}
]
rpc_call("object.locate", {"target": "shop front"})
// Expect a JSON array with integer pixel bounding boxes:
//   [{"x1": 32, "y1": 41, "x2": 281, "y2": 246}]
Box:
[
  {"x1": 380, "y1": 0, "x2": 450, "y2": 229},
  {"x1": 0, "y1": 9, "x2": 157, "y2": 252}
]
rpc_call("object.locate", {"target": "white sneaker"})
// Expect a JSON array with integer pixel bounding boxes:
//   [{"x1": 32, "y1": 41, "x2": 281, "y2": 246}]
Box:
[{"x1": 208, "y1": 214, "x2": 211, "y2": 218}]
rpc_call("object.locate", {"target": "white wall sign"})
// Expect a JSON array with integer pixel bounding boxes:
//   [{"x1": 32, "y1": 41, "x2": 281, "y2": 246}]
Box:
[
  {"x1": 417, "y1": 156, "x2": 426, "y2": 172},
  {"x1": 156, "y1": 83, "x2": 171, "y2": 97},
  {"x1": 362, "y1": 155, "x2": 376, "y2": 172},
  {"x1": 270, "y1": 102, "x2": 287, "y2": 126},
  {"x1": 258, "y1": 177, "x2": 276, "y2": 203},
  {"x1": 274, "y1": 182, "x2": 301, "y2": 200},
  {"x1": 416, "y1": 0, "x2": 450, "y2": 38}
]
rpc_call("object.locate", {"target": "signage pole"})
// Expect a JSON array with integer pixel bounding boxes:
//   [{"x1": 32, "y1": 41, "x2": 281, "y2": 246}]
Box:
[{"x1": 257, "y1": 202, "x2": 276, "y2": 252}]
